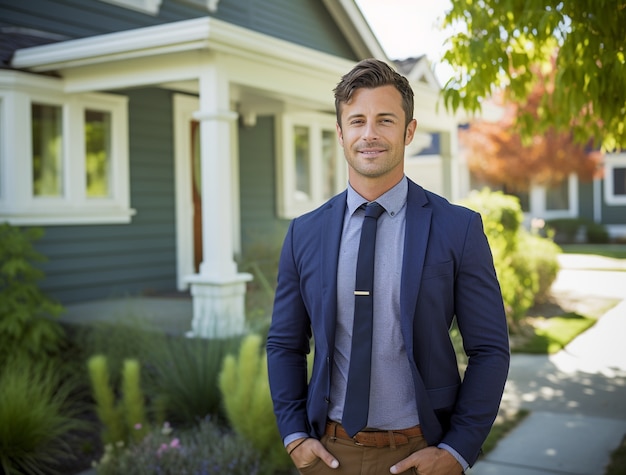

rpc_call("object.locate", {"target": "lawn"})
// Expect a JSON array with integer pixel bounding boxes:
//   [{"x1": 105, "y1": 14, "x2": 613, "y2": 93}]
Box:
[{"x1": 560, "y1": 244, "x2": 626, "y2": 260}]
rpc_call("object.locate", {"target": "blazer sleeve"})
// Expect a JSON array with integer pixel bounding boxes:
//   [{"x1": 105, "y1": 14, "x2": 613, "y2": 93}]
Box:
[
  {"x1": 442, "y1": 212, "x2": 510, "y2": 465},
  {"x1": 266, "y1": 220, "x2": 313, "y2": 440}
]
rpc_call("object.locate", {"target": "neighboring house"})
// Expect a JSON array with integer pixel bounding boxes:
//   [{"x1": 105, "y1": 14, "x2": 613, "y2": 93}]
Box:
[
  {"x1": 0, "y1": 0, "x2": 465, "y2": 337},
  {"x1": 468, "y1": 155, "x2": 626, "y2": 242}
]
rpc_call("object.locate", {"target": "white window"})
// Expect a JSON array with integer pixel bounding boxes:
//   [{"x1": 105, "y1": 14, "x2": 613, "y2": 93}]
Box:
[
  {"x1": 529, "y1": 174, "x2": 578, "y2": 219},
  {"x1": 276, "y1": 112, "x2": 346, "y2": 218},
  {"x1": 604, "y1": 153, "x2": 626, "y2": 205},
  {"x1": 0, "y1": 71, "x2": 133, "y2": 225}
]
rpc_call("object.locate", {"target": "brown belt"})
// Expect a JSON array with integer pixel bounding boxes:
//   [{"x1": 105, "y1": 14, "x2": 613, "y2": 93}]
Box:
[{"x1": 325, "y1": 421, "x2": 423, "y2": 448}]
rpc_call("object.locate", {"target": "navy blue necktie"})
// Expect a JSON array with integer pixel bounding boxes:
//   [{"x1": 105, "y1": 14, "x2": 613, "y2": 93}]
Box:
[{"x1": 342, "y1": 201, "x2": 385, "y2": 437}]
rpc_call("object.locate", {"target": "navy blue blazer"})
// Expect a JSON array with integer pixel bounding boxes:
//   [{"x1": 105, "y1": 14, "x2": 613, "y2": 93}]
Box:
[{"x1": 267, "y1": 179, "x2": 510, "y2": 466}]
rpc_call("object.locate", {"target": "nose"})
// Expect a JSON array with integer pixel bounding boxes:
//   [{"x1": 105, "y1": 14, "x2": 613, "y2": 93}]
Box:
[{"x1": 361, "y1": 121, "x2": 379, "y2": 141}]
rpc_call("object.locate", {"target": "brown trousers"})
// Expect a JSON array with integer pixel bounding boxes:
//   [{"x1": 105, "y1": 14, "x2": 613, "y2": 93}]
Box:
[{"x1": 297, "y1": 433, "x2": 428, "y2": 475}]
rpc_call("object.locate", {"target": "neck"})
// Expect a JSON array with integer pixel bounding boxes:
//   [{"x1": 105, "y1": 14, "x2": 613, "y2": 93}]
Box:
[{"x1": 350, "y1": 175, "x2": 404, "y2": 202}]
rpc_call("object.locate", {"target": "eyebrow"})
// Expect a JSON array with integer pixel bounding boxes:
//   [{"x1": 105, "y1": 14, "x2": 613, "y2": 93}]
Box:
[{"x1": 345, "y1": 111, "x2": 400, "y2": 121}]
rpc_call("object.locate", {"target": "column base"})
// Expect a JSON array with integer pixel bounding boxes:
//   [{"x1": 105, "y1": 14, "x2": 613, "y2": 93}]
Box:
[{"x1": 185, "y1": 273, "x2": 253, "y2": 338}]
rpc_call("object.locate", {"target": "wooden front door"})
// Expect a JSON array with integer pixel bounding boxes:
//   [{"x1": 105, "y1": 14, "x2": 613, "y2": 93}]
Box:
[{"x1": 192, "y1": 120, "x2": 202, "y2": 273}]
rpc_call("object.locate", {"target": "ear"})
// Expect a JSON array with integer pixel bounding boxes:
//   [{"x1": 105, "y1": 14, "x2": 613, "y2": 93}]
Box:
[
  {"x1": 404, "y1": 119, "x2": 417, "y2": 146},
  {"x1": 336, "y1": 122, "x2": 344, "y2": 146}
]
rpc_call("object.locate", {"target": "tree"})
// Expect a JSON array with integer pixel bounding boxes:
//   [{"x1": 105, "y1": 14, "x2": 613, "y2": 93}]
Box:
[
  {"x1": 461, "y1": 73, "x2": 603, "y2": 192},
  {"x1": 440, "y1": 0, "x2": 626, "y2": 152}
]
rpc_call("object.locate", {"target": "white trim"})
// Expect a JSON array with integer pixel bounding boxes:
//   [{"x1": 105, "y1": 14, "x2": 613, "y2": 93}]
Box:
[
  {"x1": 0, "y1": 70, "x2": 134, "y2": 226},
  {"x1": 11, "y1": 17, "x2": 361, "y2": 75},
  {"x1": 276, "y1": 112, "x2": 346, "y2": 219},
  {"x1": 98, "y1": 0, "x2": 162, "y2": 15},
  {"x1": 604, "y1": 153, "x2": 626, "y2": 206},
  {"x1": 173, "y1": 94, "x2": 197, "y2": 291},
  {"x1": 529, "y1": 174, "x2": 579, "y2": 219}
]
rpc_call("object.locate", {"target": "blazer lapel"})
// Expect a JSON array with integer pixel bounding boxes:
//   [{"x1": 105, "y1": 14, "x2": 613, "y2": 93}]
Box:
[
  {"x1": 400, "y1": 181, "x2": 431, "y2": 348},
  {"x1": 321, "y1": 191, "x2": 347, "y2": 346},
  {"x1": 401, "y1": 181, "x2": 443, "y2": 444}
]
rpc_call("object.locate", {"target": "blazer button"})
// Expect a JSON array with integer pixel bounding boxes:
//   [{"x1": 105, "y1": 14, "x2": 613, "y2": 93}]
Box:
[{"x1": 324, "y1": 397, "x2": 330, "y2": 404}]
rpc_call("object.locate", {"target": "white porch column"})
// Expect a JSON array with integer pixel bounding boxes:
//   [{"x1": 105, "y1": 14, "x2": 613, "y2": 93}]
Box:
[{"x1": 186, "y1": 64, "x2": 252, "y2": 338}]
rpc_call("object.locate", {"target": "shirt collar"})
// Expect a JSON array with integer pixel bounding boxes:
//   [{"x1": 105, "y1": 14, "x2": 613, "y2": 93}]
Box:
[{"x1": 346, "y1": 176, "x2": 408, "y2": 218}]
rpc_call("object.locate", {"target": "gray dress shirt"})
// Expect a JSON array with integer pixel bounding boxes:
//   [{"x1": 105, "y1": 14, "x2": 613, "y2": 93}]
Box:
[{"x1": 328, "y1": 177, "x2": 420, "y2": 430}]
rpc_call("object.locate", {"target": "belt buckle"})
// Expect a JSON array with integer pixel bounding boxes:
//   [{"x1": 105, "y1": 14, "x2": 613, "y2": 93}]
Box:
[{"x1": 352, "y1": 435, "x2": 365, "y2": 446}]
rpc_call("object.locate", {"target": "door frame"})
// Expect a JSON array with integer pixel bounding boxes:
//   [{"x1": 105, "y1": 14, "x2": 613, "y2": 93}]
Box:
[
  {"x1": 173, "y1": 93, "x2": 197, "y2": 290},
  {"x1": 173, "y1": 92, "x2": 243, "y2": 290}
]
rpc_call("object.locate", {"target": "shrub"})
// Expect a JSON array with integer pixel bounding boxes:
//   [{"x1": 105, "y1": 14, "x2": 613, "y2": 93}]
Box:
[
  {"x1": 0, "y1": 355, "x2": 90, "y2": 475},
  {"x1": 219, "y1": 334, "x2": 291, "y2": 473},
  {"x1": 518, "y1": 233, "x2": 561, "y2": 304},
  {"x1": 144, "y1": 335, "x2": 240, "y2": 427},
  {"x1": 87, "y1": 355, "x2": 147, "y2": 446},
  {"x1": 459, "y1": 188, "x2": 561, "y2": 331},
  {"x1": 94, "y1": 418, "x2": 261, "y2": 475},
  {"x1": 546, "y1": 217, "x2": 609, "y2": 244},
  {"x1": 0, "y1": 223, "x2": 65, "y2": 366}
]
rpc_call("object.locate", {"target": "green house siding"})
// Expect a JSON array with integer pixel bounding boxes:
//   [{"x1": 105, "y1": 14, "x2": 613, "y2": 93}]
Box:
[
  {"x1": 35, "y1": 88, "x2": 178, "y2": 303},
  {"x1": 0, "y1": 0, "x2": 358, "y2": 60},
  {"x1": 577, "y1": 181, "x2": 595, "y2": 221},
  {"x1": 239, "y1": 115, "x2": 290, "y2": 255}
]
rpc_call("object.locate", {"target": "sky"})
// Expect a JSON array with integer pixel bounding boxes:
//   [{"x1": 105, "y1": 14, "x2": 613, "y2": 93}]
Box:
[{"x1": 354, "y1": 0, "x2": 453, "y2": 83}]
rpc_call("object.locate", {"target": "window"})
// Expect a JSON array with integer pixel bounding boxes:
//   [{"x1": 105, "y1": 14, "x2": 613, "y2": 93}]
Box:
[
  {"x1": 529, "y1": 174, "x2": 578, "y2": 219},
  {"x1": 277, "y1": 112, "x2": 345, "y2": 218},
  {"x1": 0, "y1": 71, "x2": 133, "y2": 225},
  {"x1": 32, "y1": 103, "x2": 64, "y2": 197},
  {"x1": 545, "y1": 179, "x2": 569, "y2": 211},
  {"x1": 85, "y1": 109, "x2": 112, "y2": 198},
  {"x1": 605, "y1": 153, "x2": 626, "y2": 205}
]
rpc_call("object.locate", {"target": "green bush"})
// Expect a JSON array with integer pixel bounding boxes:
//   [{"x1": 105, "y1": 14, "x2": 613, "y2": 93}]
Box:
[
  {"x1": 459, "y1": 189, "x2": 561, "y2": 331},
  {"x1": 546, "y1": 217, "x2": 609, "y2": 244},
  {"x1": 87, "y1": 355, "x2": 148, "y2": 446},
  {"x1": 0, "y1": 355, "x2": 90, "y2": 475},
  {"x1": 144, "y1": 335, "x2": 240, "y2": 427},
  {"x1": 219, "y1": 334, "x2": 290, "y2": 473},
  {"x1": 94, "y1": 418, "x2": 261, "y2": 475},
  {"x1": 518, "y1": 232, "x2": 561, "y2": 304},
  {"x1": 0, "y1": 223, "x2": 65, "y2": 365}
]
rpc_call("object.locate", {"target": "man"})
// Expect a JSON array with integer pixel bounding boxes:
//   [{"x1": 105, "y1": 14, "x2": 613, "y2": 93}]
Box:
[{"x1": 267, "y1": 58, "x2": 510, "y2": 475}]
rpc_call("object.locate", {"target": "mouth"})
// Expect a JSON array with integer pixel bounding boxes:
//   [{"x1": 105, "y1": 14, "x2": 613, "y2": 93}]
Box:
[{"x1": 357, "y1": 146, "x2": 386, "y2": 156}]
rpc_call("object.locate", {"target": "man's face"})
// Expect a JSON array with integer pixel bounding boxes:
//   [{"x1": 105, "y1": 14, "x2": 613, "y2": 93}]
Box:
[{"x1": 336, "y1": 85, "x2": 416, "y2": 185}]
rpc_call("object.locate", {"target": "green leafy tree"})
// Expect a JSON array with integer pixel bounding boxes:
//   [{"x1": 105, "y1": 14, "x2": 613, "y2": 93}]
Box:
[
  {"x1": 0, "y1": 224, "x2": 64, "y2": 365},
  {"x1": 441, "y1": 0, "x2": 626, "y2": 151}
]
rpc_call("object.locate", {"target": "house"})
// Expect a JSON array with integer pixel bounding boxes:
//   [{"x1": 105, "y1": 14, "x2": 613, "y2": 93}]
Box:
[
  {"x1": 468, "y1": 157, "x2": 626, "y2": 243},
  {"x1": 0, "y1": 0, "x2": 465, "y2": 337}
]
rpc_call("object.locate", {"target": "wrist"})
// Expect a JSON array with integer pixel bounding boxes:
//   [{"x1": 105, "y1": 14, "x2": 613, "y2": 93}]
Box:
[{"x1": 287, "y1": 437, "x2": 309, "y2": 455}]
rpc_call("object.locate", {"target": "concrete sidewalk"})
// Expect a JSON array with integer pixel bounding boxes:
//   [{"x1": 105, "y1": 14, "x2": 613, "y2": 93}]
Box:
[{"x1": 468, "y1": 255, "x2": 626, "y2": 475}]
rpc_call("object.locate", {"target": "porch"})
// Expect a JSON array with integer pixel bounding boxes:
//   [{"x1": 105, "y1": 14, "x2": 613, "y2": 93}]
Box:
[{"x1": 60, "y1": 294, "x2": 194, "y2": 337}]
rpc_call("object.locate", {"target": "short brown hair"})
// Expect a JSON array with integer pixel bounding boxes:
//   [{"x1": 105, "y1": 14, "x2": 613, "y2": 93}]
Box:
[{"x1": 333, "y1": 58, "x2": 414, "y2": 129}]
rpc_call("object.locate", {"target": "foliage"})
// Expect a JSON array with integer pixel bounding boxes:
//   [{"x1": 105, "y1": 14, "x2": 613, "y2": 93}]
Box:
[
  {"x1": 546, "y1": 218, "x2": 610, "y2": 244},
  {"x1": 87, "y1": 355, "x2": 147, "y2": 446},
  {"x1": 460, "y1": 81, "x2": 603, "y2": 192},
  {"x1": 512, "y1": 313, "x2": 596, "y2": 354},
  {"x1": 0, "y1": 223, "x2": 65, "y2": 365},
  {"x1": 518, "y1": 232, "x2": 561, "y2": 304},
  {"x1": 0, "y1": 355, "x2": 90, "y2": 475},
  {"x1": 94, "y1": 418, "x2": 261, "y2": 475},
  {"x1": 459, "y1": 188, "x2": 560, "y2": 330},
  {"x1": 441, "y1": 0, "x2": 626, "y2": 151},
  {"x1": 605, "y1": 435, "x2": 626, "y2": 475},
  {"x1": 219, "y1": 334, "x2": 291, "y2": 473},
  {"x1": 122, "y1": 359, "x2": 148, "y2": 443},
  {"x1": 144, "y1": 335, "x2": 240, "y2": 427}
]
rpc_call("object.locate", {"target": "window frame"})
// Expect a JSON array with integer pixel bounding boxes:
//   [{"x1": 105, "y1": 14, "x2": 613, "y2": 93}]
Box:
[
  {"x1": 276, "y1": 112, "x2": 346, "y2": 219},
  {"x1": 604, "y1": 153, "x2": 626, "y2": 206},
  {"x1": 529, "y1": 173, "x2": 578, "y2": 219},
  {"x1": 0, "y1": 71, "x2": 133, "y2": 225}
]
